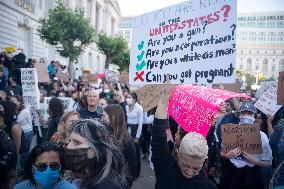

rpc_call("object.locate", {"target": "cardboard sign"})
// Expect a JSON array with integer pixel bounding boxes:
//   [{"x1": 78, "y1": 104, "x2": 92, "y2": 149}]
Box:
[
  {"x1": 219, "y1": 80, "x2": 242, "y2": 93},
  {"x1": 57, "y1": 71, "x2": 69, "y2": 82},
  {"x1": 34, "y1": 63, "x2": 50, "y2": 83},
  {"x1": 278, "y1": 71, "x2": 284, "y2": 105},
  {"x1": 255, "y1": 86, "x2": 282, "y2": 116},
  {"x1": 105, "y1": 70, "x2": 118, "y2": 83},
  {"x1": 221, "y1": 124, "x2": 262, "y2": 154},
  {"x1": 136, "y1": 84, "x2": 174, "y2": 112},
  {"x1": 129, "y1": 1, "x2": 237, "y2": 85},
  {"x1": 21, "y1": 68, "x2": 40, "y2": 109},
  {"x1": 167, "y1": 85, "x2": 248, "y2": 137}
]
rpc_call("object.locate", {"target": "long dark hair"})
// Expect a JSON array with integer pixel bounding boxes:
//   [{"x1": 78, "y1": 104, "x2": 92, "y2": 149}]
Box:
[
  {"x1": 104, "y1": 104, "x2": 131, "y2": 145},
  {"x1": 128, "y1": 92, "x2": 138, "y2": 103},
  {"x1": 25, "y1": 141, "x2": 65, "y2": 184},
  {"x1": 48, "y1": 97, "x2": 64, "y2": 118},
  {"x1": 70, "y1": 119, "x2": 126, "y2": 187}
]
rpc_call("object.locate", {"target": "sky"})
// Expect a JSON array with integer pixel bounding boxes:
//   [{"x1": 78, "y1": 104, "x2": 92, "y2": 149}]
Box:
[{"x1": 118, "y1": 0, "x2": 284, "y2": 16}]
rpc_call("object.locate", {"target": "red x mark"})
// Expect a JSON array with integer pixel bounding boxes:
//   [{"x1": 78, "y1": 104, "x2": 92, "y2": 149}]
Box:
[{"x1": 134, "y1": 71, "x2": 144, "y2": 82}]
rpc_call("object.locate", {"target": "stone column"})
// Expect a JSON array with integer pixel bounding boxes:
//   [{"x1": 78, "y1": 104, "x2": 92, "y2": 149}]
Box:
[
  {"x1": 90, "y1": 0, "x2": 97, "y2": 26},
  {"x1": 97, "y1": 5, "x2": 103, "y2": 32}
]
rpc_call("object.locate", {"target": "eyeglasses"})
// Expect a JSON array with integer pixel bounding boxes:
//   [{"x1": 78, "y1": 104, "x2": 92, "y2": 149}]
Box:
[{"x1": 34, "y1": 162, "x2": 61, "y2": 172}]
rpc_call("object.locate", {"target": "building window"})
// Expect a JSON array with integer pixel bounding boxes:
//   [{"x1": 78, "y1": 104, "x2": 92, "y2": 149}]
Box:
[
  {"x1": 277, "y1": 21, "x2": 284, "y2": 28},
  {"x1": 17, "y1": 25, "x2": 31, "y2": 58},
  {"x1": 272, "y1": 65, "x2": 275, "y2": 71},
  {"x1": 262, "y1": 58, "x2": 268, "y2": 72},
  {"x1": 267, "y1": 21, "x2": 276, "y2": 28},
  {"x1": 249, "y1": 50, "x2": 251, "y2": 54},
  {"x1": 257, "y1": 22, "x2": 265, "y2": 28},
  {"x1": 273, "y1": 51, "x2": 276, "y2": 54},
  {"x1": 247, "y1": 58, "x2": 252, "y2": 71},
  {"x1": 280, "y1": 59, "x2": 284, "y2": 71},
  {"x1": 256, "y1": 65, "x2": 259, "y2": 70}
]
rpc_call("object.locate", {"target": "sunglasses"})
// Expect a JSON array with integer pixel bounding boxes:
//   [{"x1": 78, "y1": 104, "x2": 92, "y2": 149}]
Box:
[
  {"x1": 34, "y1": 162, "x2": 61, "y2": 172},
  {"x1": 114, "y1": 94, "x2": 120, "y2": 96}
]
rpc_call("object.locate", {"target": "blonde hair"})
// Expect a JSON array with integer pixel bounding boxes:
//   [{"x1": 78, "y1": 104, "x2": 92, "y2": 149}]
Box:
[
  {"x1": 179, "y1": 132, "x2": 208, "y2": 160},
  {"x1": 57, "y1": 111, "x2": 80, "y2": 143}
]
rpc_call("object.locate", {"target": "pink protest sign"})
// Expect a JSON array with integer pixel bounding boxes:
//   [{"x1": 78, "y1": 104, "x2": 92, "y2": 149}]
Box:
[{"x1": 167, "y1": 85, "x2": 248, "y2": 137}]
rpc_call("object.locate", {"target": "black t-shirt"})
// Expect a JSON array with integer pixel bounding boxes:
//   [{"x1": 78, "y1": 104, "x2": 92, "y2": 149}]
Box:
[{"x1": 79, "y1": 107, "x2": 100, "y2": 119}]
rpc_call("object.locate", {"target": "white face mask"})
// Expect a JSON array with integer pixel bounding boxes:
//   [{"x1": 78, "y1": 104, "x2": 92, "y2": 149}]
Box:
[
  {"x1": 104, "y1": 89, "x2": 110, "y2": 93},
  {"x1": 239, "y1": 114, "x2": 255, "y2": 125},
  {"x1": 126, "y1": 98, "x2": 133, "y2": 105}
]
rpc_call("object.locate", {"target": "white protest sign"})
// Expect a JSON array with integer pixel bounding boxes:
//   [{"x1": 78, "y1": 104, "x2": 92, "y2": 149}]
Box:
[
  {"x1": 255, "y1": 81, "x2": 277, "y2": 99},
  {"x1": 44, "y1": 97, "x2": 75, "y2": 111},
  {"x1": 255, "y1": 86, "x2": 282, "y2": 116},
  {"x1": 21, "y1": 68, "x2": 40, "y2": 109},
  {"x1": 129, "y1": 0, "x2": 237, "y2": 85},
  {"x1": 105, "y1": 70, "x2": 118, "y2": 83}
]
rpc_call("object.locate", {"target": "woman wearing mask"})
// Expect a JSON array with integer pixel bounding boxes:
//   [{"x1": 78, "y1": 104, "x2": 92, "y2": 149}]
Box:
[
  {"x1": 102, "y1": 104, "x2": 137, "y2": 188},
  {"x1": 51, "y1": 111, "x2": 80, "y2": 145},
  {"x1": 13, "y1": 141, "x2": 76, "y2": 189},
  {"x1": 64, "y1": 119, "x2": 126, "y2": 189},
  {"x1": 219, "y1": 103, "x2": 273, "y2": 189},
  {"x1": 125, "y1": 92, "x2": 143, "y2": 178}
]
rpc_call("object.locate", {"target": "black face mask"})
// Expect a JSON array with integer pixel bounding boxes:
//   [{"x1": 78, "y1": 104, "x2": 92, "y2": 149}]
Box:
[{"x1": 64, "y1": 148, "x2": 91, "y2": 172}]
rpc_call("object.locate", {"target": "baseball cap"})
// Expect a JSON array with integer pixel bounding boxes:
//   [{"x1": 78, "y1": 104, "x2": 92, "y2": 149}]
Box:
[{"x1": 238, "y1": 102, "x2": 257, "y2": 114}]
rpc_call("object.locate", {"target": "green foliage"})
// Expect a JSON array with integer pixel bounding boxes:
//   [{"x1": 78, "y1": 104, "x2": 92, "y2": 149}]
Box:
[
  {"x1": 113, "y1": 49, "x2": 130, "y2": 72},
  {"x1": 37, "y1": 0, "x2": 95, "y2": 61},
  {"x1": 96, "y1": 32, "x2": 129, "y2": 70},
  {"x1": 245, "y1": 73, "x2": 256, "y2": 86}
]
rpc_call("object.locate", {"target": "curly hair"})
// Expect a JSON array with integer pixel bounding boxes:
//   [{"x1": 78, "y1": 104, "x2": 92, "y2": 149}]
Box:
[
  {"x1": 48, "y1": 97, "x2": 64, "y2": 118},
  {"x1": 24, "y1": 141, "x2": 65, "y2": 185}
]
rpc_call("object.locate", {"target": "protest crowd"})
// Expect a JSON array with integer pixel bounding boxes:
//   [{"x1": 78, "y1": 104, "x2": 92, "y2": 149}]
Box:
[
  {"x1": 1, "y1": 1, "x2": 284, "y2": 189},
  {"x1": 0, "y1": 47, "x2": 283, "y2": 189}
]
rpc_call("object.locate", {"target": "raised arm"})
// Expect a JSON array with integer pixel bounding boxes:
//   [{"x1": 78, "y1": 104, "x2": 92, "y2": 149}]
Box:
[{"x1": 151, "y1": 84, "x2": 174, "y2": 178}]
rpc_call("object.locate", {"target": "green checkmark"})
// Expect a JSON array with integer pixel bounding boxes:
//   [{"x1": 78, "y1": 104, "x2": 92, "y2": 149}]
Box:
[
  {"x1": 138, "y1": 41, "x2": 144, "y2": 50},
  {"x1": 137, "y1": 51, "x2": 145, "y2": 61},
  {"x1": 136, "y1": 60, "x2": 146, "y2": 71}
]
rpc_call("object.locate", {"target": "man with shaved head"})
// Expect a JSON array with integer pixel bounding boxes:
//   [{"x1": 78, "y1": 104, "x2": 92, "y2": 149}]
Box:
[{"x1": 79, "y1": 89, "x2": 101, "y2": 119}]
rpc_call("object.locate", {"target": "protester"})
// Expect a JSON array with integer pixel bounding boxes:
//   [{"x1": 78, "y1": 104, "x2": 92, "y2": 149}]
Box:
[
  {"x1": 0, "y1": 115, "x2": 18, "y2": 189},
  {"x1": 79, "y1": 89, "x2": 101, "y2": 119},
  {"x1": 0, "y1": 67, "x2": 7, "y2": 90},
  {"x1": 51, "y1": 111, "x2": 80, "y2": 145},
  {"x1": 45, "y1": 97, "x2": 64, "y2": 141},
  {"x1": 10, "y1": 96, "x2": 33, "y2": 175},
  {"x1": 48, "y1": 61, "x2": 56, "y2": 80},
  {"x1": 151, "y1": 85, "x2": 217, "y2": 189},
  {"x1": 65, "y1": 119, "x2": 126, "y2": 189},
  {"x1": 13, "y1": 141, "x2": 76, "y2": 189},
  {"x1": 126, "y1": 92, "x2": 143, "y2": 178},
  {"x1": 113, "y1": 89, "x2": 127, "y2": 118},
  {"x1": 270, "y1": 117, "x2": 284, "y2": 168},
  {"x1": 5, "y1": 77, "x2": 22, "y2": 96},
  {"x1": 103, "y1": 104, "x2": 138, "y2": 188},
  {"x1": 142, "y1": 108, "x2": 155, "y2": 159},
  {"x1": 219, "y1": 103, "x2": 272, "y2": 189},
  {"x1": 2, "y1": 100, "x2": 22, "y2": 154}
]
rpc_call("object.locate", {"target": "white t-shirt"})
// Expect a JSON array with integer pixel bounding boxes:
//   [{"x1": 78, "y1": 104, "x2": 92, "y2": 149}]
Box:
[
  {"x1": 230, "y1": 131, "x2": 273, "y2": 168},
  {"x1": 17, "y1": 108, "x2": 33, "y2": 133},
  {"x1": 126, "y1": 103, "x2": 143, "y2": 139}
]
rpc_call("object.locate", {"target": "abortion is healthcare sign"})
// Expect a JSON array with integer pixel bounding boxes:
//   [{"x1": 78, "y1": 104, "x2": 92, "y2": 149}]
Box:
[{"x1": 130, "y1": 0, "x2": 237, "y2": 85}]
